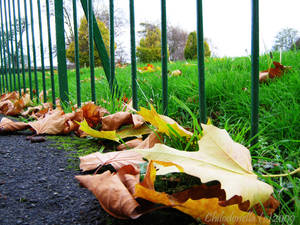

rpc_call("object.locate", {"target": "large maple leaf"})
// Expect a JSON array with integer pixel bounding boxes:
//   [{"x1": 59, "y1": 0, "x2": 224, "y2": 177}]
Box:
[
  {"x1": 134, "y1": 161, "x2": 270, "y2": 225},
  {"x1": 133, "y1": 124, "x2": 273, "y2": 208}
]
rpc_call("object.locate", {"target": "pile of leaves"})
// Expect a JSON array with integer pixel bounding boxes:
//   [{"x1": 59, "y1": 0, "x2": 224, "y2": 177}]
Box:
[
  {"x1": 76, "y1": 106, "x2": 281, "y2": 224},
  {"x1": 0, "y1": 91, "x2": 293, "y2": 224}
]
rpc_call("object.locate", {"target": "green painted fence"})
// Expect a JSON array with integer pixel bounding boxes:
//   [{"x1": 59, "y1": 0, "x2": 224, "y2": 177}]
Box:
[{"x1": 0, "y1": 0, "x2": 260, "y2": 145}]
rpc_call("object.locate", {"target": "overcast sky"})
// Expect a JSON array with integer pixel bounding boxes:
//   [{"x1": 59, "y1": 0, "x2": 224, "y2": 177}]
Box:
[
  {"x1": 8, "y1": 0, "x2": 300, "y2": 67},
  {"x1": 113, "y1": 0, "x2": 300, "y2": 57}
]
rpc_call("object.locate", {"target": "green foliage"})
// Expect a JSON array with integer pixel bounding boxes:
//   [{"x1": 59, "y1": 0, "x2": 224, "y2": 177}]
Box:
[
  {"x1": 184, "y1": 31, "x2": 211, "y2": 60},
  {"x1": 136, "y1": 24, "x2": 163, "y2": 63},
  {"x1": 66, "y1": 17, "x2": 110, "y2": 67}
]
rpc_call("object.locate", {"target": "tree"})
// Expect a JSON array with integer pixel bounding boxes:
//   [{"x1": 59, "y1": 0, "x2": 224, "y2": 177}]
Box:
[
  {"x1": 291, "y1": 38, "x2": 300, "y2": 50},
  {"x1": 136, "y1": 23, "x2": 162, "y2": 63},
  {"x1": 66, "y1": 17, "x2": 110, "y2": 67},
  {"x1": 60, "y1": 0, "x2": 128, "y2": 62},
  {"x1": 272, "y1": 27, "x2": 299, "y2": 51},
  {"x1": 167, "y1": 25, "x2": 188, "y2": 61},
  {"x1": 184, "y1": 31, "x2": 211, "y2": 60},
  {"x1": 0, "y1": 18, "x2": 27, "y2": 67}
]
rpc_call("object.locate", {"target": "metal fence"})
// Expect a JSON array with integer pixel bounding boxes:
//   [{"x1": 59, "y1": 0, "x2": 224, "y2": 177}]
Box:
[{"x1": 0, "y1": 0, "x2": 260, "y2": 145}]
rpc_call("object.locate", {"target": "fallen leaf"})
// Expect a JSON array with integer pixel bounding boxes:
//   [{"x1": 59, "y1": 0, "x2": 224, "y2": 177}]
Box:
[
  {"x1": 75, "y1": 165, "x2": 142, "y2": 219},
  {"x1": 138, "y1": 105, "x2": 193, "y2": 138},
  {"x1": 102, "y1": 112, "x2": 136, "y2": 131},
  {"x1": 79, "y1": 150, "x2": 145, "y2": 172},
  {"x1": 133, "y1": 124, "x2": 273, "y2": 208},
  {"x1": 259, "y1": 61, "x2": 291, "y2": 82},
  {"x1": 135, "y1": 161, "x2": 270, "y2": 225},
  {"x1": 170, "y1": 69, "x2": 182, "y2": 77},
  {"x1": 78, "y1": 120, "x2": 152, "y2": 142},
  {"x1": 117, "y1": 138, "x2": 144, "y2": 151},
  {"x1": 134, "y1": 132, "x2": 162, "y2": 149},
  {"x1": 0, "y1": 117, "x2": 29, "y2": 134},
  {"x1": 81, "y1": 102, "x2": 109, "y2": 127},
  {"x1": 28, "y1": 110, "x2": 77, "y2": 135}
]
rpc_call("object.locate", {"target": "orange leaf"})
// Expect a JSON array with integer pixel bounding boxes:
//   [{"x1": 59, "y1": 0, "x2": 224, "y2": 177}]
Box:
[
  {"x1": 0, "y1": 117, "x2": 29, "y2": 133},
  {"x1": 28, "y1": 110, "x2": 77, "y2": 135},
  {"x1": 75, "y1": 165, "x2": 142, "y2": 219},
  {"x1": 81, "y1": 102, "x2": 109, "y2": 127},
  {"x1": 117, "y1": 138, "x2": 144, "y2": 151},
  {"x1": 134, "y1": 132, "x2": 162, "y2": 149},
  {"x1": 79, "y1": 150, "x2": 145, "y2": 172}
]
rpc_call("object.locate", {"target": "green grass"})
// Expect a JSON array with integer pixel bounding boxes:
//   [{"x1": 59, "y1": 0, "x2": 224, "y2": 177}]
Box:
[{"x1": 11, "y1": 50, "x2": 300, "y2": 224}]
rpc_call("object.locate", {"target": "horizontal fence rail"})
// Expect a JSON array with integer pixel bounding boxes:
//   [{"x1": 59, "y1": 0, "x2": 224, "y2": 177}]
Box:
[{"x1": 0, "y1": 0, "x2": 260, "y2": 145}]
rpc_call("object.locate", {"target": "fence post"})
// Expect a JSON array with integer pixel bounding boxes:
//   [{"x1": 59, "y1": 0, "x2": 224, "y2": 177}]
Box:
[
  {"x1": 54, "y1": 0, "x2": 69, "y2": 105},
  {"x1": 80, "y1": 0, "x2": 112, "y2": 89},
  {"x1": 12, "y1": 0, "x2": 21, "y2": 96},
  {"x1": 161, "y1": 0, "x2": 168, "y2": 115},
  {"x1": 4, "y1": 0, "x2": 12, "y2": 92},
  {"x1": 109, "y1": 0, "x2": 115, "y2": 95},
  {"x1": 8, "y1": 0, "x2": 17, "y2": 91},
  {"x1": 29, "y1": 0, "x2": 39, "y2": 102},
  {"x1": 17, "y1": 0, "x2": 26, "y2": 94},
  {"x1": 0, "y1": 1, "x2": 8, "y2": 92},
  {"x1": 129, "y1": 0, "x2": 138, "y2": 110},
  {"x1": 46, "y1": 0, "x2": 56, "y2": 107},
  {"x1": 37, "y1": 0, "x2": 46, "y2": 102},
  {"x1": 251, "y1": 0, "x2": 259, "y2": 146},
  {"x1": 72, "y1": 0, "x2": 81, "y2": 107},
  {"x1": 88, "y1": 0, "x2": 95, "y2": 102},
  {"x1": 196, "y1": 0, "x2": 206, "y2": 124},
  {"x1": 24, "y1": 0, "x2": 33, "y2": 99}
]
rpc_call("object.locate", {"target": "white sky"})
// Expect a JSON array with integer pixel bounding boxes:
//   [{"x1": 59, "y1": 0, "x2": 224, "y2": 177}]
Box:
[
  {"x1": 5, "y1": 0, "x2": 300, "y2": 67},
  {"x1": 114, "y1": 0, "x2": 300, "y2": 57}
]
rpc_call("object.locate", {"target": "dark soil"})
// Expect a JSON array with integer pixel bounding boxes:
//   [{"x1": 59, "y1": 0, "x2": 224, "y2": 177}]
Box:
[{"x1": 0, "y1": 115, "x2": 196, "y2": 225}]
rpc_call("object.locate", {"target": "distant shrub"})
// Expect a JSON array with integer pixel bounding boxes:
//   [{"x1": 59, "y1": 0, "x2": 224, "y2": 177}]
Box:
[{"x1": 184, "y1": 31, "x2": 211, "y2": 60}]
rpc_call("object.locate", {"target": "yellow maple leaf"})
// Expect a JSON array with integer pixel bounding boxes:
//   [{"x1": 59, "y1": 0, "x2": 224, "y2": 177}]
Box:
[
  {"x1": 138, "y1": 105, "x2": 193, "y2": 138},
  {"x1": 78, "y1": 119, "x2": 152, "y2": 142}
]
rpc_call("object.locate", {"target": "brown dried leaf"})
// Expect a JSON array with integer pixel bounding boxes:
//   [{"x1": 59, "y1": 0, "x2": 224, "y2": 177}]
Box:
[
  {"x1": 135, "y1": 132, "x2": 162, "y2": 149},
  {"x1": 117, "y1": 138, "x2": 144, "y2": 151},
  {"x1": 79, "y1": 150, "x2": 145, "y2": 172},
  {"x1": 81, "y1": 102, "x2": 109, "y2": 127},
  {"x1": 28, "y1": 110, "x2": 76, "y2": 135},
  {"x1": 102, "y1": 112, "x2": 132, "y2": 131},
  {"x1": 0, "y1": 117, "x2": 29, "y2": 134},
  {"x1": 75, "y1": 166, "x2": 142, "y2": 219}
]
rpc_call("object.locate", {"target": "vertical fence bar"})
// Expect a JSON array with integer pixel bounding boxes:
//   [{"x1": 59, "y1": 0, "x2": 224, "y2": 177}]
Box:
[
  {"x1": 54, "y1": 0, "x2": 69, "y2": 104},
  {"x1": 17, "y1": 0, "x2": 25, "y2": 93},
  {"x1": 12, "y1": 0, "x2": 21, "y2": 96},
  {"x1": 37, "y1": 0, "x2": 46, "y2": 102},
  {"x1": 251, "y1": 0, "x2": 259, "y2": 146},
  {"x1": 4, "y1": 0, "x2": 12, "y2": 92},
  {"x1": 196, "y1": 0, "x2": 206, "y2": 123},
  {"x1": 0, "y1": 7, "x2": 4, "y2": 93},
  {"x1": 161, "y1": 0, "x2": 168, "y2": 115},
  {"x1": 0, "y1": 1, "x2": 8, "y2": 92},
  {"x1": 0, "y1": 20, "x2": 3, "y2": 93},
  {"x1": 109, "y1": 0, "x2": 115, "y2": 94},
  {"x1": 46, "y1": 0, "x2": 56, "y2": 107},
  {"x1": 24, "y1": 0, "x2": 33, "y2": 99},
  {"x1": 88, "y1": 0, "x2": 95, "y2": 102},
  {"x1": 8, "y1": 0, "x2": 17, "y2": 91},
  {"x1": 29, "y1": 0, "x2": 39, "y2": 102},
  {"x1": 129, "y1": 0, "x2": 137, "y2": 110},
  {"x1": 72, "y1": 0, "x2": 81, "y2": 107}
]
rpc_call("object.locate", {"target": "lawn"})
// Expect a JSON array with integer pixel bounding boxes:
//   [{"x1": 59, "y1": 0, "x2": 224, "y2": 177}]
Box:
[{"x1": 15, "y1": 49, "x2": 300, "y2": 224}]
